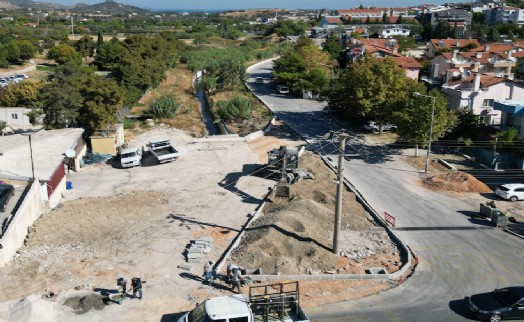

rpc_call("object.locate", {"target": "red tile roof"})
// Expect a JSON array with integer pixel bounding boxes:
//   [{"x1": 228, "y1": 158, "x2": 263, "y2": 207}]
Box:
[
  {"x1": 325, "y1": 17, "x2": 343, "y2": 24},
  {"x1": 392, "y1": 57, "x2": 422, "y2": 68},
  {"x1": 358, "y1": 38, "x2": 399, "y2": 49},
  {"x1": 338, "y1": 8, "x2": 382, "y2": 14},
  {"x1": 430, "y1": 38, "x2": 481, "y2": 50}
]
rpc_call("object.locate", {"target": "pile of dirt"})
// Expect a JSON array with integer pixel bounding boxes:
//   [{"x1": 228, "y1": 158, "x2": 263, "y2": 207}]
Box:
[
  {"x1": 423, "y1": 171, "x2": 492, "y2": 193},
  {"x1": 230, "y1": 153, "x2": 401, "y2": 275}
]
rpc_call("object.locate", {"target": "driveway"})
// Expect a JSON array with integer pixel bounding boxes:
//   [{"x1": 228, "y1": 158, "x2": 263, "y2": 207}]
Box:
[{"x1": 248, "y1": 60, "x2": 524, "y2": 322}]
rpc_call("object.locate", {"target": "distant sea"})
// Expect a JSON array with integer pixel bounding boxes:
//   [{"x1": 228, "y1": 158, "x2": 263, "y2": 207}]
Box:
[{"x1": 152, "y1": 9, "x2": 232, "y2": 13}]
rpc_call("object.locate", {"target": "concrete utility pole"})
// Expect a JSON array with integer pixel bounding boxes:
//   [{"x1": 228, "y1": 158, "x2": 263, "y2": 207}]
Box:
[
  {"x1": 414, "y1": 92, "x2": 436, "y2": 174},
  {"x1": 333, "y1": 133, "x2": 349, "y2": 255}
]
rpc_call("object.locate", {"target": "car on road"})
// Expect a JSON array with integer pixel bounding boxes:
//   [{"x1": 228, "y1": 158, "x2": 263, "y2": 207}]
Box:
[
  {"x1": 276, "y1": 85, "x2": 289, "y2": 94},
  {"x1": 255, "y1": 77, "x2": 264, "y2": 84},
  {"x1": 468, "y1": 286, "x2": 524, "y2": 322},
  {"x1": 495, "y1": 184, "x2": 524, "y2": 202}
]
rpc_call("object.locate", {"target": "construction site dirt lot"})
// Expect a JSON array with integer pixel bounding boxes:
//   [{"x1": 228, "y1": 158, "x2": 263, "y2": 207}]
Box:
[{"x1": 0, "y1": 126, "x2": 400, "y2": 322}]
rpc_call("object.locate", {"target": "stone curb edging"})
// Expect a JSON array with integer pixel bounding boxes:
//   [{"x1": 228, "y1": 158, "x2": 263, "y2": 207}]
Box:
[
  {"x1": 214, "y1": 186, "x2": 275, "y2": 274},
  {"x1": 316, "y1": 154, "x2": 413, "y2": 282},
  {"x1": 504, "y1": 227, "x2": 524, "y2": 240}
]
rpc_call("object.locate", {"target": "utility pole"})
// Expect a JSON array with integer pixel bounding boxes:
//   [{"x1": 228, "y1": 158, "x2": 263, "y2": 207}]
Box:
[
  {"x1": 414, "y1": 92, "x2": 436, "y2": 174},
  {"x1": 333, "y1": 133, "x2": 349, "y2": 255},
  {"x1": 71, "y1": 16, "x2": 74, "y2": 40}
]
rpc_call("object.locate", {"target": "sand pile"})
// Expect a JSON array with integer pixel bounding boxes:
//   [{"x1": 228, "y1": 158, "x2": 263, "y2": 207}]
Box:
[
  {"x1": 423, "y1": 171, "x2": 492, "y2": 193},
  {"x1": 230, "y1": 153, "x2": 400, "y2": 275}
]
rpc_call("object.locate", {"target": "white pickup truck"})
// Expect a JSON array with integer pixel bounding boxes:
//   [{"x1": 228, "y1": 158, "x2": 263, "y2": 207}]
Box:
[
  {"x1": 120, "y1": 146, "x2": 142, "y2": 168},
  {"x1": 147, "y1": 139, "x2": 179, "y2": 164},
  {"x1": 178, "y1": 282, "x2": 309, "y2": 322}
]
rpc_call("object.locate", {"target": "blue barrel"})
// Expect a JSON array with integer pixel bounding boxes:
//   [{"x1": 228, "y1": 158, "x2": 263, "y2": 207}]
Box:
[{"x1": 66, "y1": 181, "x2": 73, "y2": 190}]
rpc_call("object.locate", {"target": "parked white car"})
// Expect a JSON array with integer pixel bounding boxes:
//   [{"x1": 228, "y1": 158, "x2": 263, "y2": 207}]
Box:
[
  {"x1": 495, "y1": 184, "x2": 524, "y2": 202},
  {"x1": 277, "y1": 85, "x2": 289, "y2": 94},
  {"x1": 120, "y1": 146, "x2": 143, "y2": 168}
]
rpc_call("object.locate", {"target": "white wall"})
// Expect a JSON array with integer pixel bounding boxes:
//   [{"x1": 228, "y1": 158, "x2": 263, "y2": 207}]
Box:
[
  {"x1": 0, "y1": 181, "x2": 44, "y2": 267},
  {"x1": 471, "y1": 82, "x2": 524, "y2": 124},
  {"x1": 0, "y1": 107, "x2": 32, "y2": 127}
]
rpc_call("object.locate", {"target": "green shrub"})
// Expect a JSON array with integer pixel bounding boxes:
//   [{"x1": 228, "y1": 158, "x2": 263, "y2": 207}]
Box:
[
  {"x1": 123, "y1": 118, "x2": 137, "y2": 129},
  {"x1": 148, "y1": 96, "x2": 179, "y2": 118},
  {"x1": 215, "y1": 95, "x2": 253, "y2": 121}
]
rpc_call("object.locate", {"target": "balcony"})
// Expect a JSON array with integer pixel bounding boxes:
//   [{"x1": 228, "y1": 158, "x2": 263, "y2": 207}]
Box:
[{"x1": 492, "y1": 60, "x2": 516, "y2": 67}]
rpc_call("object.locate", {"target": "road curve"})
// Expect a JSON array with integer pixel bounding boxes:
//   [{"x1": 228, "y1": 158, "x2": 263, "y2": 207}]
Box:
[{"x1": 247, "y1": 60, "x2": 524, "y2": 322}]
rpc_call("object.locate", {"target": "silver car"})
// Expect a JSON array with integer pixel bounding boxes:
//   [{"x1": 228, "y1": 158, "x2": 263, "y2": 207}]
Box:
[{"x1": 495, "y1": 183, "x2": 524, "y2": 202}]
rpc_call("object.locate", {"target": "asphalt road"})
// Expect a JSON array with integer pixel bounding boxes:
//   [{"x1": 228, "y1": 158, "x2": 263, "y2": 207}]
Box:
[{"x1": 247, "y1": 60, "x2": 524, "y2": 322}]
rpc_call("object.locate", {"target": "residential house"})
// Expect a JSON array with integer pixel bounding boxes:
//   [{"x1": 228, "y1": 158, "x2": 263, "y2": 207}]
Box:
[
  {"x1": 0, "y1": 128, "x2": 86, "y2": 207},
  {"x1": 320, "y1": 16, "x2": 344, "y2": 29},
  {"x1": 494, "y1": 100, "x2": 524, "y2": 135},
  {"x1": 338, "y1": 7, "x2": 416, "y2": 24},
  {"x1": 421, "y1": 8, "x2": 473, "y2": 38},
  {"x1": 441, "y1": 73, "x2": 524, "y2": 125},
  {"x1": 378, "y1": 27, "x2": 411, "y2": 38},
  {"x1": 392, "y1": 57, "x2": 422, "y2": 80},
  {"x1": 0, "y1": 108, "x2": 32, "y2": 130},
  {"x1": 426, "y1": 38, "x2": 481, "y2": 58},
  {"x1": 487, "y1": 6, "x2": 524, "y2": 25},
  {"x1": 430, "y1": 49, "x2": 517, "y2": 81}
]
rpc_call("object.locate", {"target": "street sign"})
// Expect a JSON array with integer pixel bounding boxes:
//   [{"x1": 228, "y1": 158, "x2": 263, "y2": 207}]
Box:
[{"x1": 384, "y1": 212, "x2": 396, "y2": 227}]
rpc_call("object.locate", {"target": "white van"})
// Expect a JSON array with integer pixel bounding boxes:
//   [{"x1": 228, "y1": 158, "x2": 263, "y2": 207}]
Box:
[{"x1": 120, "y1": 146, "x2": 142, "y2": 168}]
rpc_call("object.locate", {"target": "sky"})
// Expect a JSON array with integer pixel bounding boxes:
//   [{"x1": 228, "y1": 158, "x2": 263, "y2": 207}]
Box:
[{"x1": 46, "y1": 0, "x2": 465, "y2": 11}]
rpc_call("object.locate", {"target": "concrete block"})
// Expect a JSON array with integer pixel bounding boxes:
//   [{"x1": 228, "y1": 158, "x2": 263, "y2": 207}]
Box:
[
  {"x1": 178, "y1": 264, "x2": 192, "y2": 271},
  {"x1": 193, "y1": 240, "x2": 210, "y2": 246},
  {"x1": 187, "y1": 247, "x2": 203, "y2": 254},
  {"x1": 187, "y1": 253, "x2": 202, "y2": 260},
  {"x1": 188, "y1": 258, "x2": 201, "y2": 263}
]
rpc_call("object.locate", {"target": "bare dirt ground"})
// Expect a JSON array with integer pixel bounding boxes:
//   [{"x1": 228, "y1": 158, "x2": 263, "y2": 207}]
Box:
[
  {"x1": 230, "y1": 153, "x2": 402, "y2": 277},
  {"x1": 0, "y1": 127, "x2": 273, "y2": 322}
]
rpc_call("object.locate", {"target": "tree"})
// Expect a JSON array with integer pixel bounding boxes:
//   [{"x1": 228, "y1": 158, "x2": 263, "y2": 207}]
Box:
[
  {"x1": 216, "y1": 58, "x2": 245, "y2": 89},
  {"x1": 1, "y1": 80, "x2": 41, "y2": 106},
  {"x1": 328, "y1": 54, "x2": 410, "y2": 134},
  {"x1": 398, "y1": 15, "x2": 403, "y2": 24},
  {"x1": 48, "y1": 43, "x2": 82, "y2": 65},
  {"x1": 148, "y1": 96, "x2": 179, "y2": 118},
  {"x1": 382, "y1": 13, "x2": 390, "y2": 24},
  {"x1": 392, "y1": 82, "x2": 457, "y2": 154},
  {"x1": 0, "y1": 120, "x2": 5, "y2": 135},
  {"x1": 434, "y1": 21, "x2": 454, "y2": 39},
  {"x1": 393, "y1": 35, "x2": 418, "y2": 52},
  {"x1": 488, "y1": 28, "x2": 501, "y2": 42},
  {"x1": 5, "y1": 41, "x2": 20, "y2": 62},
  {"x1": 75, "y1": 35, "x2": 96, "y2": 64},
  {"x1": 16, "y1": 40, "x2": 37, "y2": 61},
  {"x1": 273, "y1": 39, "x2": 330, "y2": 94},
  {"x1": 39, "y1": 63, "x2": 124, "y2": 132},
  {"x1": 97, "y1": 32, "x2": 104, "y2": 49},
  {"x1": 95, "y1": 38, "x2": 126, "y2": 71},
  {"x1": 323, "y1": 33, "x2": 342, "y2": 60}
]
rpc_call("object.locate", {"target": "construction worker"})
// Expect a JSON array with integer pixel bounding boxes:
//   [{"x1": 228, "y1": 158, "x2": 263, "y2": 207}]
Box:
[
  {"x1": 231, "y1": 268, "x2": 243, "y2": 294},
  {"x1": 227, "y1": 263, "x2": 239, "y2": 283},
  {"x1": 203, "y1": 261, "x2": 214, "y2": 284},
  {"x1": 131, "y1": 277, "x2": 145, "y2": 300},
  {"x1": 117, "y1": 277, "x2": 127, "y2": 294}
]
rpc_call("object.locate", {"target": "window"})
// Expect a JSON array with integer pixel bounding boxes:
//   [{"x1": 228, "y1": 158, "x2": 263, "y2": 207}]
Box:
[
  {"x1": 11, "y1": 113, "x2": 18, "y2": 120},
  {"x1": 483, "y1": 99, "x2": 494, "y2": 107},
  {"x1": 229, "y1": 318, "x2": 249, "y2": 322}
]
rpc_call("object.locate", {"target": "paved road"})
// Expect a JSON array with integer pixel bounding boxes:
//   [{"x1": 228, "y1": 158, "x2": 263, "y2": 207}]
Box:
[{"x1": 247, "y1": 61, "x2": 524, "y2": 322}]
